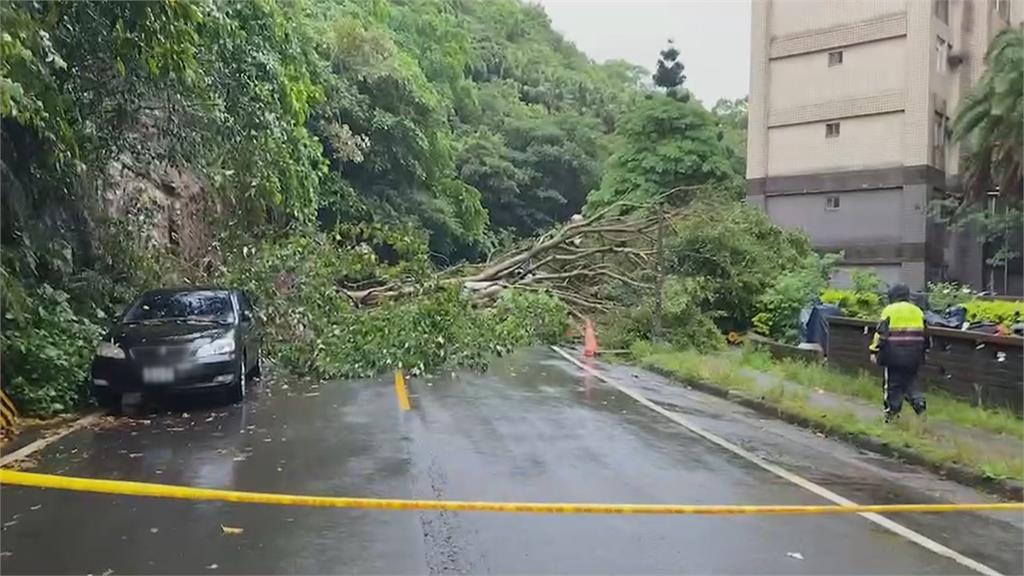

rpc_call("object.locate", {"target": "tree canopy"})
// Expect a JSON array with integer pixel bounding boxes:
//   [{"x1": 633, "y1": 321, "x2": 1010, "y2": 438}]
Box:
[{"x1": 952, "y1": 26, "x2": 1023, "y2": 202}]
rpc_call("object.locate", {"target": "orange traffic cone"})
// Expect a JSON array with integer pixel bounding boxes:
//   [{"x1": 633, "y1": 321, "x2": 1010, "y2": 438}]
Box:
[{"x1": 583, "y1": 318, "x2": 599, "y2": 357}]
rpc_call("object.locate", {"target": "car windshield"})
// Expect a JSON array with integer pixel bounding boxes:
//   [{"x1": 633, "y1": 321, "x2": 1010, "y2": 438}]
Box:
[{"x1": 123, "y1": 291, "x2": 235, "y2": 324}]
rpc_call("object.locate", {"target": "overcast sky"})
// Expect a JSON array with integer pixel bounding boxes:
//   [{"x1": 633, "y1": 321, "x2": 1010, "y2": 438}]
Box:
[{"x1": 533, "y1": 0, "x2": 751, "y2": 105}]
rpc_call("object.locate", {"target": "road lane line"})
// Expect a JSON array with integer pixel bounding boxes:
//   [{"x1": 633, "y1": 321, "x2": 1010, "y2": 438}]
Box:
[
  {"x1": 549, "y1": 345, "x2": 1005, "y2": 576},
  {"x1": 2, "y1": 470, "x2": 1022, "y2": 515},
  {"x1": 394, "y1": 369, "x2": 411, "y2": 411},
  {"x1": 0, "y1": 413, "x2": 103, "y2": 467}
]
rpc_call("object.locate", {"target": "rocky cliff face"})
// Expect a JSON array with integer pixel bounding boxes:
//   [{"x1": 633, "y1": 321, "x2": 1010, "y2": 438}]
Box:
[{"x1": 102, "y1": 155, "x2": 212, "y2": 272}]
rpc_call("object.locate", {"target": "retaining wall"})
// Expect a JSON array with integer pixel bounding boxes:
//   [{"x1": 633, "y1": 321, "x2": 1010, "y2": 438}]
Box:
[{"x1": 827, "y1": 316, "x2": 1024, "y2": 414}]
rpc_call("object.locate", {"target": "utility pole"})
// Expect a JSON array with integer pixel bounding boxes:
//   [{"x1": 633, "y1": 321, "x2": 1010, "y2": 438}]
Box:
[{"x1": 652, "y1": 202, "x2": 665, "y2": 342}]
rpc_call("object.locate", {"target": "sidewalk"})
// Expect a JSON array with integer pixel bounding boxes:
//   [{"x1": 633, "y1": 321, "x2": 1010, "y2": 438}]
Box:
[{"x1": 635, "y1": 346, "x2": 1024, "y2": 499}]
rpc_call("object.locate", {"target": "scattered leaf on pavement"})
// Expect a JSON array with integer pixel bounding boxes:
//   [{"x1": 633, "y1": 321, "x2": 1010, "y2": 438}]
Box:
[
  {"x1": 149, "y1": 527, "x2": 159, "y2": 534},
  {"x1": 206, "y1": 563, "x2": 218, "y2": 570},
  {"x1": 786, "y1": 552, "x2": 804, "y2": 560},
  {"x1": 221, "y1": 525, "x2": 244, "y2": 535}
]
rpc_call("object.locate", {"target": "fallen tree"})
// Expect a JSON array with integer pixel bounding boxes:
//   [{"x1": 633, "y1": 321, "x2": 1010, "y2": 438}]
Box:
[{"x1": 339, "y1": 189, "x2": 700, "y2": 316}]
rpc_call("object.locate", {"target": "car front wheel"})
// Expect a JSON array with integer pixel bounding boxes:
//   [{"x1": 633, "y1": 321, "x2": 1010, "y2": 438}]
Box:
[{"x1": 226, "y1": 357, "x2": 246, "y2": 403}]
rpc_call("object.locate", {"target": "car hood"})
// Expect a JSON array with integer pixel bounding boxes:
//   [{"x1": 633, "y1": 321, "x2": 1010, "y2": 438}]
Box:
[{"x1": 108, "y1": 322, "x2": 233, "y2": 349}]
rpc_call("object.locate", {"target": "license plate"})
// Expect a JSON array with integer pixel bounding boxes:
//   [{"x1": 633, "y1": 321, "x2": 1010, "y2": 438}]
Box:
[{"x1": 142, "y1": 367, "x2": 175, "y2": 383}]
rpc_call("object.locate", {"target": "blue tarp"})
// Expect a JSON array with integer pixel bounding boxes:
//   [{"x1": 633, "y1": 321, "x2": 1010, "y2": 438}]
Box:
[{"x1": 799, "y1": 303, "x2": 843, "y2": 350}]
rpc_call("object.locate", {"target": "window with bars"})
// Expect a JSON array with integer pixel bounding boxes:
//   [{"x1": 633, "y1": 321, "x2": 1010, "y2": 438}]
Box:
[
  {"x1": 825, "y1": 122, "x2": 840, "y2": 138},
  {"x1": 828, "y1": 50, "x2": 843, "y2": 66},
  {"x1": 825, "y1": 196, "x2": 841, "y2": 211}
]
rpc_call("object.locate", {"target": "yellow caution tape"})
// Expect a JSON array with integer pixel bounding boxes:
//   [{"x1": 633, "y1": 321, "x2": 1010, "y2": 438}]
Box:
[
  {"x1": 2, "y1": 469, "x2": 1022, "y2": 515},
  {"x1": 0, "y1": 389, "x2": 18, "y2": 430}
]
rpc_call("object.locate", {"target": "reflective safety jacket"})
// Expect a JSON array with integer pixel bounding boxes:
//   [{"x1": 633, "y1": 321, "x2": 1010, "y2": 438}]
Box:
[{"x1": 869, "y1": 301, "x2": 928, "y2": 368}]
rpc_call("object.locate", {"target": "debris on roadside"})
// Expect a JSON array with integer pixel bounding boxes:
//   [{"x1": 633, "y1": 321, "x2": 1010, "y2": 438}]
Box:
[{"x1": 220, "y1": 525, "x2": 244, "y2": 535}]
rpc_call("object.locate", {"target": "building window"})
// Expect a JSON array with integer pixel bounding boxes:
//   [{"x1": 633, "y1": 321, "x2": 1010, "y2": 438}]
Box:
[
  {"x1": 996, "y1": 0, "x2": 1010, "y2": 21},
  {"x1": 828, "y1": 50, "x2": 844, "y2": 66},
  {"x1": 935, "y1": 0, "x2": 949, "y2": 23},
  {"x1": 825, "y1": 196, "x2": 841, "y2": 211},
  {"x1": 935, "y1": 37, "x2": 950, "y2": 73},
  {"x1": 825, "y1": 122, "x2": 840, "y2": 138}
]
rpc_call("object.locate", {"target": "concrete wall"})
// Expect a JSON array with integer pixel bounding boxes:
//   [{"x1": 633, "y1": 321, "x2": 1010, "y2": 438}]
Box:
[
  {"x1": 766, "y1": 188, "x2": 904, "y2": 244},
  {"x1": 828, "y1": 316, "x2": 1024, "y2": 414},
  {"x1": 747, "y1": 0, "x2": 770, "y2": 180},
  {"x1": 767, "y1": 113, "x2": 904, "y2": 175},
  {"x1": 831, "y1": 264, "x2": 903, "y2": 287},
  {"x1": 746, "y1": 0, "x2": 1016, "y2": 292},
  {"x1": 768, "y1": 0, "x2": 906, "y2": 36},
  {"x1": 768, "y1": 37, "x2": 907, "y2": 107}
]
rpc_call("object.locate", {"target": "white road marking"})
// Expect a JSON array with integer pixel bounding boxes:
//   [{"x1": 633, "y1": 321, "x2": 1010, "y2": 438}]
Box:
[
  {"x1": 0, "y1": 413, "x2": 103, "y2": 468},
  {"x1": 550, "y1": 345, "x2": 1002, "y2": 576}
]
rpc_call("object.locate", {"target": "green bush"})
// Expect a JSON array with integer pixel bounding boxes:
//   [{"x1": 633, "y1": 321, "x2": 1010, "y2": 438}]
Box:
[
  {"x1": 963, "y1": 300, "x2": 1023, "y2": 327},
  {"x1": 752, "y1": 253, "x2": 836, "y2": 342},
  {"x1": 601, "y1": 277, "x2": 723, "y2": 352},
  {"x1": 822, "y1": 281, "x2": 1022, "y2": 327},
  {"x1": 489, "y1": 290, "x2": 570, "y2": 348},
  {"x1": 1, "y1": 283, "x2": 104, "y2": 415},
  {"x1": 850, "y1": 270, "x2": 884, "y2": 294},
  {"x1": 665, "y1": 202, "x2": 816, "y2": 332},
  {"x1": 820, "y1": 288, "x2": 883, "y2": 320},
  {"x1": 927, "y1": 282, "x2": 976, "y2": 312}
]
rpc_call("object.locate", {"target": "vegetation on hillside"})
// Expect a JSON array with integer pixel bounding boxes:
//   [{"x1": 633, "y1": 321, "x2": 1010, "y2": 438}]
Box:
[{"x1": 1, "y1": 0, "x2": 796, "y2": 415}]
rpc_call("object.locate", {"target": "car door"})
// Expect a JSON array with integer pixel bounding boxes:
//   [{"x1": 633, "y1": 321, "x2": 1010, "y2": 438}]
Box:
[{"x1": 237, "y1": 291, "x2": 260, "y2": 370}]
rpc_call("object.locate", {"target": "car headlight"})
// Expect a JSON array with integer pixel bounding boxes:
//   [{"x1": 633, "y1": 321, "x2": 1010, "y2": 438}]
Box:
[
  {"x1": 196, "y1": 336, "x2": 235, "y2": 357},
  {"x1": 96, "y1": 342, "x2": 126, "y2": 359}
]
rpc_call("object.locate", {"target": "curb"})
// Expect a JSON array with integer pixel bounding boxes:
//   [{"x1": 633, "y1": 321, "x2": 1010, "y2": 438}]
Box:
[{"x1": 640, "y1": 363, "x2": 1024, "y2": 501}]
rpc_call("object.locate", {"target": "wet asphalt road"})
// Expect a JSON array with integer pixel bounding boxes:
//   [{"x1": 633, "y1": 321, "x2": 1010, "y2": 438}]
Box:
[{"x1": 1, "y1": 347, "x2": 1021, "y2": 575}]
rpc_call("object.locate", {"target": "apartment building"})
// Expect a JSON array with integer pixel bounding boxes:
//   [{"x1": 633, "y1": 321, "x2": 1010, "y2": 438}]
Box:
[{"x1": 746, "y1": 0, "x2": 1020, "y2": 291}]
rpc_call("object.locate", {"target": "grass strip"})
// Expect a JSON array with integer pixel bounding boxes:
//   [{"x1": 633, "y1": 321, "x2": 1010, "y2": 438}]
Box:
[{"x1": 633, "y1": 343, "x2": 1024, "y2": 482}]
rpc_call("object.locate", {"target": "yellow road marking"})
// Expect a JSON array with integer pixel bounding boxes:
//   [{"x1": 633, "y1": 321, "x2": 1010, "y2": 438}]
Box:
[
  {"x1": 394, "y1": 369, "x2": 411, "y2": 412},
  {"x1": 1, "y1": 470, "x2": 1022, "y2": 515}
]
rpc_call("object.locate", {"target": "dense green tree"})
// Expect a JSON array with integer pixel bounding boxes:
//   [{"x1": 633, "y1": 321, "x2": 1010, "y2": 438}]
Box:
[
  {"x1": 711, "y1": 96, "x2": 748, "y2": 177},
  {"x1": 952, "y1": 27, "x2": 1023, "y2": 201},
  {"x1": 652, "y1": 40, "x2": 686, "y2": 95},
  {"x1": 586, "y1": 94, "x2": 740, "y2": 211}
]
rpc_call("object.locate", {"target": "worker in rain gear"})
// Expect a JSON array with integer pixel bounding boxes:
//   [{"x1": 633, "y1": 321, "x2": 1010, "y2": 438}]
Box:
[{"x1": 869, "y1": 283, "x2": 928, "y2": 422}]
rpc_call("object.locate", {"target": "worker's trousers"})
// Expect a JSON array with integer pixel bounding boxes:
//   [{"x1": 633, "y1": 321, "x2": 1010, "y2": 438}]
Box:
[{"x1": 883, "y1": 366, "x2": 926, "y2": 418}]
